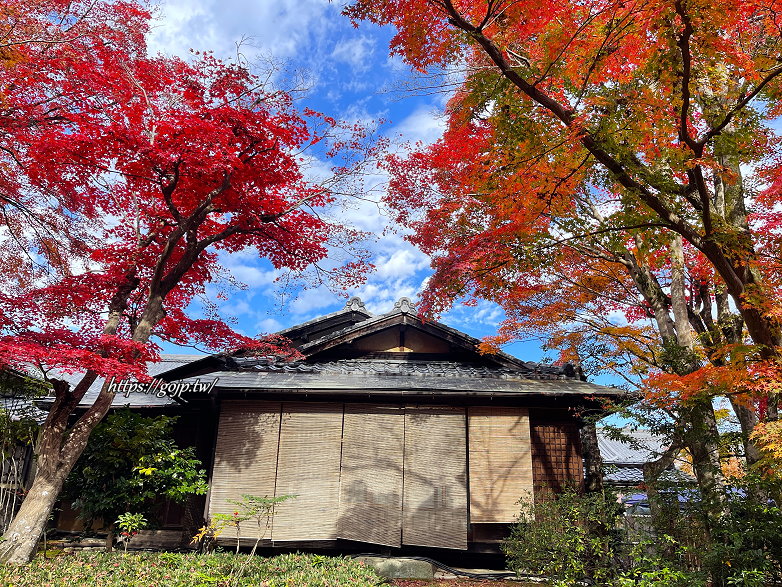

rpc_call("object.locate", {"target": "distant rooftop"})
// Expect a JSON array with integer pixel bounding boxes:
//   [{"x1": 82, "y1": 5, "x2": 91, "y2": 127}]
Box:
[{"x1": 598, "y1": 427, "x2": 669, "y2": 465}]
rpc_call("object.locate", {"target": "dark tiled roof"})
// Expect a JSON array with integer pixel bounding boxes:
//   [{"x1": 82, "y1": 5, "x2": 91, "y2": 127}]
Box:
[
  {"x1": 230, "y1": 357, "x2": 577, "y2": 380},
  {"x1": 604, "y1": 466, "x2": 645, "y2": 485},
  {"x1": 35, "y1": 297, "x2": 617, "y2": 408},
  {"x1": 177, "y1": 368, "x2": 619, "y2": 396},
  {"x1": 604, "y1": 465, "x2": 695, "y2": 486},
  {"x1": 1, "y1": 396, "x2": 47, "y2": 424}
]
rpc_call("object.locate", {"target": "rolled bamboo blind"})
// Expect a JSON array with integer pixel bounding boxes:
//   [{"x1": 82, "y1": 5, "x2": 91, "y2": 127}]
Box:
[
  {"x1": 210, "y1": 400, "x2": 535, "y2": 548},
  {"x1": 468, "y1": 406, "x2": 533, "y2": 523},
  {"x1": 402, "y1": 406, "x2": 468, "y2": 550},
  {"x1": 208, "y1": 401, "x2": 281, "y2": 539},
  {"x1": 272, "y1": 402, "x2": 344, "y2": 541},
  {"x1": 338, "y1": 404, "x2": 404, "y2": 546}
]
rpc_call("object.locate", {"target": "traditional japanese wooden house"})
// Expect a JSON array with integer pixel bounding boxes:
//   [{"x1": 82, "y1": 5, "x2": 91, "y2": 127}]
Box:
[{"x1": 150, "y1": 297, "x2": 625, "y2": 552}]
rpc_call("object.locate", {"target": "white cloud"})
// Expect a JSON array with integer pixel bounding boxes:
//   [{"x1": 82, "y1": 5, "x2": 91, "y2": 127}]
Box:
[
  {"x1": 391, "y1": 104, "x2": 447, "y2": 145},
  {"x1": 350, "y1": 281, "x2": 418, "y2": 314},
  {"x1": 374, "y1": 248, "x2": 429, "y2": 280},
  {"x1": 442, "y1": 300, "x2": 504, "y2": 330},
  {"x1": 289, "y1": 285, "x2": 342, "y2": 317},
  {"x1": 223, "y1": 299, "x2": 251, "y2": 317},
  {"x1": 331, "y1": 35, "x2": 375, "y2": 72},
  {"x1": 226, "y1": 263, "x2": 280, "y2": 288},
  {"x1": 148, "y1": 0, "x2": 335, "y2": 62},
  {"x1": 257, "y1": 317, "x2": 284, "y2": 333}
]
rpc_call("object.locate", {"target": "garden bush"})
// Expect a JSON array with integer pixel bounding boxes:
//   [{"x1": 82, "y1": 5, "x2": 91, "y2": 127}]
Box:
[
  {"x1": 700, "y1": 475, "x2": 782, "y2": 586},
  {"x1": 503, "y1": 479, "x2": 782, "y2": 587},
  {"x1": 630, "y1": 475, "x2": 782, "y2": 587},
  {"x1": 62, "y1": 410, "x2": 207, "y2": 535},
  {"x1": 615, "y1": 535, "x2": 702, "y2": 587},
  {"x1": 502, "y1": 488, "x2": 625, "y2": 586}
]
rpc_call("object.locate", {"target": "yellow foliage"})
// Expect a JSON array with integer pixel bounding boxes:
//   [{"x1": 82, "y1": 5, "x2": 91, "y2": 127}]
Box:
[{"x1": 751, "y1": 421, "x2": 782, "y2": 471}]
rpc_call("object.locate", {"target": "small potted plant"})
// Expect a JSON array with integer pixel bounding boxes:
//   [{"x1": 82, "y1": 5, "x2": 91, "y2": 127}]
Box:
[{"x1": 115, "y1": 512, "x2": 147, "y2": 554}]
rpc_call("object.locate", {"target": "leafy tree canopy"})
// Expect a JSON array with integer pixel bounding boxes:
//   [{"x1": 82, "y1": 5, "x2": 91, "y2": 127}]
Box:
[{"x1": 346, "y1": 0, "x2": 782, "y2": 415}]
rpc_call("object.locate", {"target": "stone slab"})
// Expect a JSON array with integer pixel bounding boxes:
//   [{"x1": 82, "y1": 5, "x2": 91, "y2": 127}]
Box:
[{"x1": 355, "y1": 556, "x2": 434, "y2": 580}]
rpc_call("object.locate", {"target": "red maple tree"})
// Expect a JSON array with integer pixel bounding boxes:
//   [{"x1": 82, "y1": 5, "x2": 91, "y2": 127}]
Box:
[{"x1": 0, "y1": 0, "x2": 372, "y2": 562}]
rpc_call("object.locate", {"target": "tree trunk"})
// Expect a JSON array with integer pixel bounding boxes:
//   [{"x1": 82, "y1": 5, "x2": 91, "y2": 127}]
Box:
[
  {"x1": 580, "y1": 421, "x2": 603, "y2": 492},
  {"x1": 0, "y1": 273, "x2": 141, "y2": 563},
  {"x1": 0, "y1": 474, "x2": 63, "y2": 564},
  {"x1": 0, "y1": 383, "x2": 116, "y2": 563},
  {"x1": 684, "y1": 400, "x2": 727, "y2": 530},
  {"x1": 729, "y1": 398, "x2": 761, "y2": 468}
]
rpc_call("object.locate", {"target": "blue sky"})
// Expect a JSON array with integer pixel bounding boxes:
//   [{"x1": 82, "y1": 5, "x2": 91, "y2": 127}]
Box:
[{"x1": 147, "y1": 0, "x2": 555, "y2": 367}]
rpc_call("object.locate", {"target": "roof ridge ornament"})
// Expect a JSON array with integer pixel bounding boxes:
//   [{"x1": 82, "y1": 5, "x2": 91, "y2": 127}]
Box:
[
  {"x1": 344, "y1": 296, "x2": 366, "y2": 312},
  {"x1": 393, "y1": 297, "x2": 416, "y2": 315}
]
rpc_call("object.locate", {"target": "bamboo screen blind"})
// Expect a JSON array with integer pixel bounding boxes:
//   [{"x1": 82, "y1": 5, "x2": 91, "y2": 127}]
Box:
[
  {"x1": 209, "y1": 401, "x2": 281, "y2": 539},
  {"x1": 210, "y1": 401, "x2": 538, "y2": 548},
  {"x1": 272, "y1": 402, "x2": 344, "y2": 541},
  {"x1": 337, "y1": 404, "x2": 404, "y2": 547},
  {"x1": 468, "y1": 406, "x2": 533, "y2": 523},
  {"x1": 402, "y1": 406, "x2": 468, "y2": 550}
]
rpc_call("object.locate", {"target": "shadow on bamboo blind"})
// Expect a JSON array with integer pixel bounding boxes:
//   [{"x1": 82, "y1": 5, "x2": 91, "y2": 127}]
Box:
[
  {"x1": 337, "y1": 404, "x2": 404, "y2": 547},
  {"x1": 272, "y1": 402, "x2": 344, "y2": 541},
  {"x1": 468, "y1": 406, "x2": 533, "y2": 523},
  {"x1": 402, "y1": 406, "x2": 468, "y2": 550},
  {"x1": 209, "y1": 401, "x2": 281, "y2": 539}
]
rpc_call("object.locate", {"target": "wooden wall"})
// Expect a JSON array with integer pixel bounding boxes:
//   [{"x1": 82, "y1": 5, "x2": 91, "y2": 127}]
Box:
[{"x1": 529, "y1": 411, "x2": 583, "y2": 500}]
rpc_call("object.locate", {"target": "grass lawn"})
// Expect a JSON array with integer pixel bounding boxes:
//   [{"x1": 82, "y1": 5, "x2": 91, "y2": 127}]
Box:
[
  {"x1": 390, "y1": 582, "x2": 525, "y2": 586},
  {"x1": 0, "y1": 551, "x2": 536, "y2": 586},
  {"x1": 0, "y1": 551, "x2": 383, "y2": 586}
]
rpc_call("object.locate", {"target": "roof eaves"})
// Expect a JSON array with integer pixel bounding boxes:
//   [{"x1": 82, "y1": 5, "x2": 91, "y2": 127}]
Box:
[
  {"x1": 297, "y1": 312, "x2": 396, "y2": 353},
  {"x1": 274, "y1": 297, "x2": 373, "y2": 338}
]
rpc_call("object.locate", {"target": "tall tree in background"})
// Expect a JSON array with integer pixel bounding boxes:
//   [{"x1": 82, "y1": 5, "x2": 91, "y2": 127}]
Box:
[
  {"x1": 347, "y1": 0, "x2": 782, "y2": 461},
  {"x1": 384, "y1": 117, "x2": 733, "y2": 526},
  {"x1": 0, "y1": 0, "x2": 372, "y2": 563}
]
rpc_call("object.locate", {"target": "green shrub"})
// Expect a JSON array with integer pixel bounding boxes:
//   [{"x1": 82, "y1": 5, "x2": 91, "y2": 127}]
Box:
[
  {"x1": 615, "y1": 535, "x2": 703, "y2": 587},
  {"x1": 115, "y1": 512, "x2": 148, "y2": 554},
  {"x1": 62, "y1": 410, "x2": 207, "y2": 533},
  {"x1": 700, "y1": 475, "x2": 782, "y2": 586},
  {"x1": 617, "y1": 474, "x2": 782, "y2": 587},
  {"x1": 503, "y1": 480, "x2": 782, "y2": 587},
  {"x1": 502, "y1": 488, "x2": 625, "y2": 586}
]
